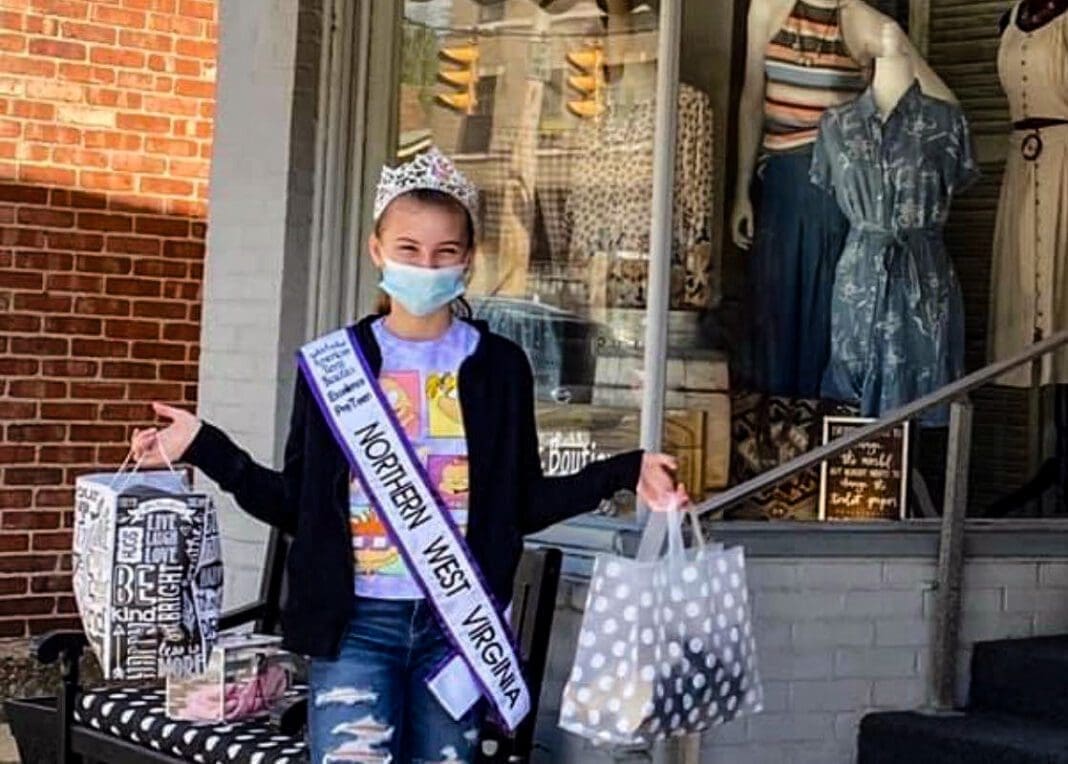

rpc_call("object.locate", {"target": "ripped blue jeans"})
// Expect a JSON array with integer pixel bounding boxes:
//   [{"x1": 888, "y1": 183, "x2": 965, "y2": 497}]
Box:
[{"x1": 307, "y1": 596, "x2": 486, "y2": 763}]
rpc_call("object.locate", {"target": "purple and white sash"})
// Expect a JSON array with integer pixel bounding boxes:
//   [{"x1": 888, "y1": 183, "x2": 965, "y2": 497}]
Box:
[{"x1": 296, "y1": 327, "x2": 530, "y2": 731}]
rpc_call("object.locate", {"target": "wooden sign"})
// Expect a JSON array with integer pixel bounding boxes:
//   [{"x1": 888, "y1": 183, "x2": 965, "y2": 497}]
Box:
[{"x1": 818, "y1": 416, "x2": 909, "y2": 521}]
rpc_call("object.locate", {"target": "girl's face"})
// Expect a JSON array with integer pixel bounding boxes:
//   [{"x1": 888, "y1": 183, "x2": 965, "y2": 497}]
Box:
[{"x1": 369, "y1": 195, "x2": 472, "y2": 271}]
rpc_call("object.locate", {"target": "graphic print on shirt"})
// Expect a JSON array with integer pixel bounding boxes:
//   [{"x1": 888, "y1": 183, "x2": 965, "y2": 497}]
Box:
[
  {"x1": 348, "y1": 318, "x2": 479, "y2": 599},
  {"x1": 427, "y1": 454, "x2": 469, "y2": 508},
  {"x1": 379, "y1": 371, "x2": 420, "y2": 437},
  {"x1": 349, "y1": 444, "x2": 431, "y2": 578},
  {"x1": 427, "y1": 371, "x2": 464, "y2": 438}
]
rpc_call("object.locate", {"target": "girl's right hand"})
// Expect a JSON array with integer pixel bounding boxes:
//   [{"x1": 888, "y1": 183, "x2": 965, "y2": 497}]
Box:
[{"x1": 131, "y1": 402, "x2": 202, "y2": 468}]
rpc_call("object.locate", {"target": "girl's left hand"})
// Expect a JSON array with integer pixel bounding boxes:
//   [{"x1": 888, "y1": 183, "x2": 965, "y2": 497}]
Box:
[{"x1": 637, "y1": 453, "x2": 690, "y2": 510}]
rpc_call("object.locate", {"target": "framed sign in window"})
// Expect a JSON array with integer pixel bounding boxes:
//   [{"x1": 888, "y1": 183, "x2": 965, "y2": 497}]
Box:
[{"x1": 818, "y1": 416, "x2": 910, "y2": 521}]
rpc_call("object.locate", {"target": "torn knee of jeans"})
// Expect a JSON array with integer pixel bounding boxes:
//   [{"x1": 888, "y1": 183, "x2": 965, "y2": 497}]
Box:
[
  {"x1": 313, "y1": 685, "x2": 379, "y2": 708},
  {"x1": 322, "y1": 714, "x2": 394, "y2": 764}
]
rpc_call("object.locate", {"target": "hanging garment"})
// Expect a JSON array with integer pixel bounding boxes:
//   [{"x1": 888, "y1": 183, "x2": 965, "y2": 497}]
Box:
[
  {"x1": 810, "y1": 82, "x2": 978, "y2": 425},
  {"x1": 989, "y1": 2, "x2": 1068, "y2": 387},
  {"x1": 565, "y1": 82, "x2": 715, "y2": 310},
  {"x1": 762, "y1": 0, "x2": 868, "y2": 154}
]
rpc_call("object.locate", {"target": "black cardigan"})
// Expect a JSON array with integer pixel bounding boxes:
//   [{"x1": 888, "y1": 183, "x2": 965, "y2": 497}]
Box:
[{"x1": 180, "y1": 314, "x2": 644, "y2": 658}]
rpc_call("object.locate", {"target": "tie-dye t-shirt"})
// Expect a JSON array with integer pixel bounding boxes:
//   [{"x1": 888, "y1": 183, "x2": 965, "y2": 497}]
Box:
[{"x1": 350, "y1": 317, "x2": 480, "y2": 599}]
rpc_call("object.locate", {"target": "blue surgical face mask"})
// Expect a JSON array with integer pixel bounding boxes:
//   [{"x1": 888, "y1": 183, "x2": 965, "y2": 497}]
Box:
[{"x1": 379, "y1": 259, "x2": 466, "y2": 317}]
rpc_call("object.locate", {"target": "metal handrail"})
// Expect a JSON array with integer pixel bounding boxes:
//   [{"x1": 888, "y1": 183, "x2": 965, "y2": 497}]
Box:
[{"x1": 691, "y1": 329, "x2": 1068, "y2": 518}]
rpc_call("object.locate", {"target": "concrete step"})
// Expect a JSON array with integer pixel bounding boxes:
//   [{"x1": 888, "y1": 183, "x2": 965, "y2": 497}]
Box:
[
  {"x1": 858, "y1": 710, "x2": 1068, "y2": 764},
  {"x1": 970, "y1": 635, "x2": 1068, "y2": 726}
]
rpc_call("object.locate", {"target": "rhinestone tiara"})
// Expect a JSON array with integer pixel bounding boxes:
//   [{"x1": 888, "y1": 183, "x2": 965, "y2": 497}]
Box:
[{"x1": 373, "y1": 146, "x2": 480, "y2": 235}]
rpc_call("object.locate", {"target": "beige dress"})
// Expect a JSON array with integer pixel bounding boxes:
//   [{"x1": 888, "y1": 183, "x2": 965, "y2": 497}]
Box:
[{"x1": 990, "y1": 2, "x2": 1068, "y2": 386}]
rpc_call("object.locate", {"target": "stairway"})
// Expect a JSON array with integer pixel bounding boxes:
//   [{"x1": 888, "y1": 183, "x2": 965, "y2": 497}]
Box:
[{"x1": 858, "y1": 635, "x2": 1068, "y2": 763}]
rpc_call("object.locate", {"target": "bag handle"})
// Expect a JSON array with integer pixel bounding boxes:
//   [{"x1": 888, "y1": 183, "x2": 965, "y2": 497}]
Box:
[
  {"x1": 109, "y1": 437, "x2": 182, "y2": 494},
  {"x1": 663, "y1": 494, "x2": 707, "y2": 560}
]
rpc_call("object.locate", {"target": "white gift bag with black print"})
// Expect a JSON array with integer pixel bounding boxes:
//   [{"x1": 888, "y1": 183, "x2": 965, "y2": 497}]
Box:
[
  {"x1": 73, "y1": 449, "x2": 222, "y2": 681},
  {"x1": 558, "y1": 505, "x2": 763, "y2": 745}
]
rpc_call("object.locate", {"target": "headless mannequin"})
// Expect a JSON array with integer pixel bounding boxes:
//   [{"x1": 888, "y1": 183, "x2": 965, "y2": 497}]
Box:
[
  {"x1": 871, "y1": 22, "x2": 916, "y2": 119},
  {"x1": 988, "y1": 0, "x2": 1068, "y2": 517},
  {"x1": 731, "y1": 0, "x2": 956, "y2": 248},
  {"x1": 861, "y1": 24, "x2": 956, "y2": 516}
]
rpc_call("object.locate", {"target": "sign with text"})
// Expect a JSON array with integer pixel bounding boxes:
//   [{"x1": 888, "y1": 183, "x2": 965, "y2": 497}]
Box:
[{"x1": 818, "y1": 417, "x2": 909, "y2": 521}]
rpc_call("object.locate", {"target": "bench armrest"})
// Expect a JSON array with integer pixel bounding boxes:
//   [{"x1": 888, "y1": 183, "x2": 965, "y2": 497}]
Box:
[
  {"x1": 218, "y1": 602, "x2": 268, "y2": 631},
  {"x1": 31, "y1": 629, "x2": 89, "y2": 665},
  {"x1": 269, "y1": 695, "x2": 307, "y2": 736}
]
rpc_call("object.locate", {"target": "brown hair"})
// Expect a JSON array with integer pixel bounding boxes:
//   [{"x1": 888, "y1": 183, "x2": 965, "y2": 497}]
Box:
[{"x1": 372, "y1": 188, "x2": 476, "y2": 318}]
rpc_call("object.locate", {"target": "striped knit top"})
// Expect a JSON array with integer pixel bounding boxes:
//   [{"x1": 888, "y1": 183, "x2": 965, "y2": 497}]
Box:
[{"x1": 763, "y1": 0, "x2": 867, "y2": 154}]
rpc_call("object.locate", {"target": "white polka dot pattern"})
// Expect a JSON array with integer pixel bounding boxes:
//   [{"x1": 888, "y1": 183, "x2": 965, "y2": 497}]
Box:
[
  {"x1": 558, "y1": 546, "x2": 763, "y2": 745},
  {"x1": 71, "y1": 683, "x2": 308, "y2": 762}
]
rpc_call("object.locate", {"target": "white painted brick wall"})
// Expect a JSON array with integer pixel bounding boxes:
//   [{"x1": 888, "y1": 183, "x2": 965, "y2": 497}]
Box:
[
  {"x1": 194, "y1": 0, "x2": 305, "y2": 610},
  {"x1": 534, "y1": 556, "x2": 1068, "y2": 763}
]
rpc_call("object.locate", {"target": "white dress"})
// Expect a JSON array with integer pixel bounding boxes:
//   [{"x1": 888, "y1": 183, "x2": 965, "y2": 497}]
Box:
[{"x1": 989, "y1": 2, "x2": 1068, "y2": 386}]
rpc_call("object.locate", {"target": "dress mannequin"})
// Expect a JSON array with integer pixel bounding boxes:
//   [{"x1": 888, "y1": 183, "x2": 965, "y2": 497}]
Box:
[
  {"x1": 986, "y1": 0, "x2": 1068, "y2": 515},
  {"x1": 813, "y1": 21, "x2": 972, "y2": 425},
  {"x1": 733, "y1": 0, "x2": 956, "y2": 238},
  {"x1": 988, "y1": 0, "x2": 1068, "y2": 383},
  {"x1": 732, "y1": 0, "x2": 956, "y2": 398}
]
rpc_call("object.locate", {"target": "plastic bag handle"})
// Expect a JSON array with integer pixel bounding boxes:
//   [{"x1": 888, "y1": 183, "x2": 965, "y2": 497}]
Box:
[
  {"x1": 663, "y1": 495, "x2": 706, "y2": 560},
  {"x1": 687, "y1": 504, "x2": 707, "y2": 550}
]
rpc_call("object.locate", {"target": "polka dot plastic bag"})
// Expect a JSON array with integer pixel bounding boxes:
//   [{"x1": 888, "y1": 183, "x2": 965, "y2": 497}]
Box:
[{"x1": 558, "y1": 503, "x2": 763, "y2": 745}]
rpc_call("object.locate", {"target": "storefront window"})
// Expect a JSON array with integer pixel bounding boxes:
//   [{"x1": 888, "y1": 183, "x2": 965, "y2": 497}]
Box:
[
  {"x1": 385, "y1": 0, "x2": 1068, "y2": 526},
  {"x1": 713, "y1": 0, "x2": 1068, "y2": 524},
  {"x1": 397, "y1": 0, "x2": 727, "y2": 521}
]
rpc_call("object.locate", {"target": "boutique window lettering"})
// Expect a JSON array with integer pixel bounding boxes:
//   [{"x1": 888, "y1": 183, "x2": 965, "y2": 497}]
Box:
[{"x1": 539, "y1": 430, "x2": 611, "y2": 476}]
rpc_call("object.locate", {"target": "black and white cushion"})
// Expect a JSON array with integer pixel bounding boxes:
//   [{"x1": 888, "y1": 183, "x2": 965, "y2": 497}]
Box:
[{"x1": 73, "y1": 684, "x2": 309, "y2": 764}]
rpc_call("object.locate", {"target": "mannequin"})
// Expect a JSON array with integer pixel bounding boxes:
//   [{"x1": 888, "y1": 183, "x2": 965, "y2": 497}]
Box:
[
  {"x1": 812, "y1": 21, "x2": 972, "y2": 425},
  {"x1": 870, "y1": 22, "x2": 914, "y2": 117},
  {"x1": 732, "y1": 0, "x2": 956, "y2": 398},
  {"x1": 986, "y1": 0, "x2": 1068, "y2": 515}
]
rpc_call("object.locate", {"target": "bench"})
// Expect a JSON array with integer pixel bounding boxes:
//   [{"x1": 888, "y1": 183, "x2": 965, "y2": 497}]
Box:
[{"x1": 4, "y1": 529, "x2": 562, "y2": 763}]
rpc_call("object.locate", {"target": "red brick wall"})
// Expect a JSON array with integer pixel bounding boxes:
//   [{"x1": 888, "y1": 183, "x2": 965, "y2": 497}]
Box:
[{"x1": 0, "y1": 0, "x2": 217, "y2": 638}]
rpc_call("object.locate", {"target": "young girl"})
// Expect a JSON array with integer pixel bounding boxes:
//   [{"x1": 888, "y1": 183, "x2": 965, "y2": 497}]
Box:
[{"x1": 131, "y1": 147, "x2": 685, "y2": 762}]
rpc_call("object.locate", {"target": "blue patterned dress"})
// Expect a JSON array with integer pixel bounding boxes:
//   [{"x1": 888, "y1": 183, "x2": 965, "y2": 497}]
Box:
[{"x1": 810, "y1": 81, "x2": 979, "y2": 425}]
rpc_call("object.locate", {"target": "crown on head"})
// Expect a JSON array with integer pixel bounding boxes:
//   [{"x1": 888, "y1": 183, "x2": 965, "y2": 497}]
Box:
[{"x1": 373, "y1": 146, "x2": 480, "y2": 234}]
